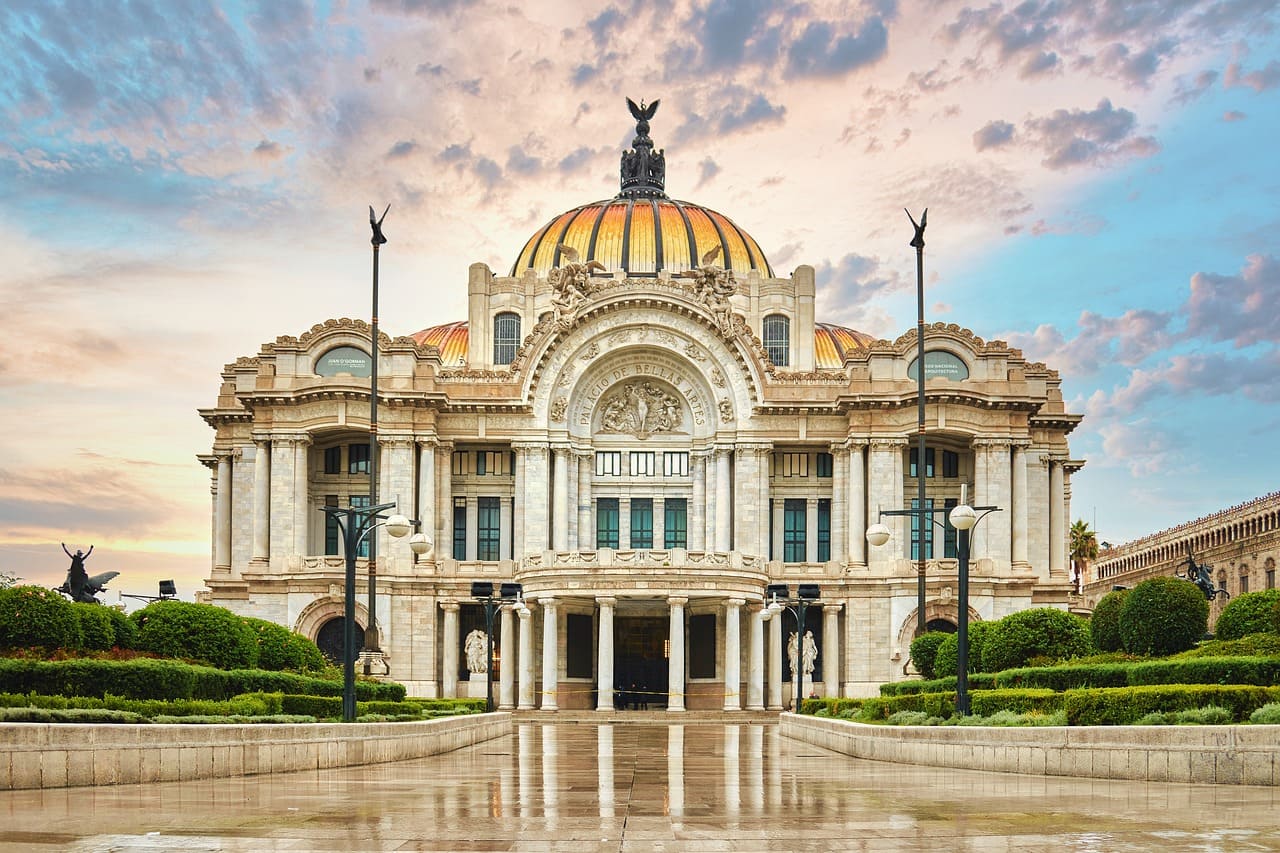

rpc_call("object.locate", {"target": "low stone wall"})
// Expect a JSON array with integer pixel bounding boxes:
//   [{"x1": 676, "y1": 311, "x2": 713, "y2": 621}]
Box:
[
  {"x1": 0, "y1": 712, "x2": 511, "y2": 790},
  {"x1": 783, "y1": 714, "x2": 1280, "y2": 785}
]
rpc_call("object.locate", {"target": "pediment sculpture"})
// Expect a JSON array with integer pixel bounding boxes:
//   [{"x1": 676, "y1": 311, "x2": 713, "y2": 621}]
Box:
[
  {"x1": 678, "y1": 246, "x2": 740, "y2": 337},
  {"x1": 550, "y1": 243, "x2": 605, "y2": 327}
]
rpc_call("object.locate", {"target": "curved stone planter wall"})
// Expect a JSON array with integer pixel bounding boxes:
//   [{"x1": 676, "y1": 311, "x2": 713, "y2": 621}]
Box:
[
  {"x1": 783, "y1": 714, "x2": 1280, "y2": 785},
  {"x1": 0, "y1": 713, "x2": 511, "y2": 790}
]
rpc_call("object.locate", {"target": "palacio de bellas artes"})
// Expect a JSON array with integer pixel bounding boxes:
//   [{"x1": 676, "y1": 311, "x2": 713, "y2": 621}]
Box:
[{"x1": 198, "y1": 101, "x2": 1083, "y2": 709}]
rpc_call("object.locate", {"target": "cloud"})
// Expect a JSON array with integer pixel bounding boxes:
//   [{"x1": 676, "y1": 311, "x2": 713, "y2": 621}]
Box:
[
  {"x1": 672, "y1": 88, "x2": 786, "y2": 144},
  {"x1": 695, "y1": 157, "x2": 721, "y2": 189},
  {"x1": 1094, "y1": 40, "x2": 1174, "y2": 86},
  {"x1": 973, "y1": 119, "x2": 1015, "y2": 151},
  {"x1": 1185, "y1": 254, "x2": 1278, "y2": 348},
  {"x1": 1023, "y1": 98, "x2": 1159, "y2": 169},
  {"x1": 1020, "y1": 50, "x2": 1059, "y2": 78},
  {"x1": 785, "y1": 18, "x2": 889, "y2": 78},
  {"x1": 505, "y1": 144, "x2": 541, "y2": 175},
  {"x1": 253, "y1": 140, "x2": 285, "y2": 160},
  {"x1": 387, "y1": 140, "x2": 419, "y2": 159},
  {"x1": 1169, "y1": 70, "x2": 1218, "y2": 105},
  {"x1": 1223, "y1": 110, "x2": 1247, "y2": 121},
  {"x1": 557, "y1": 146, "x2": 599, "y2": 174},
  {"x1": 1225, "y1": 58, "x2": 1280, "y2": 91},
  {"x1": 813, "y1": 252, "x2": 904, "y2": 331},
  {"x1": 370, "y1": 0, "x2": 475, "y2": 15}
]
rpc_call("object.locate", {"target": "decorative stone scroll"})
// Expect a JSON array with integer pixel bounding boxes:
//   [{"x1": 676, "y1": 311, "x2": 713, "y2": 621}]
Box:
[{"x1": 598, "y1": 381, "x2": 683, "y2": 439}]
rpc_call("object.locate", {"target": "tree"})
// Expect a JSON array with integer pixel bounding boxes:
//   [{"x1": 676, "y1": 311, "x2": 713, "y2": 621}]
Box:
[{"x1": 1070, "y1": 520, "x2": 1099, "y2": 594}]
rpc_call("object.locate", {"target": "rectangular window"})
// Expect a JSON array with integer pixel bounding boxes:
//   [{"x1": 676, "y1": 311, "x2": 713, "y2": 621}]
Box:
[
  {"x1": 630, "y1": 498, "x2": 653, "y2": 549},
  {"x1": 664, "y1": 499, "x2": 688, "y2": 549},
  {"x1": 595, "y1": 451, "x2": 621, "y2": 476},
  {"x1": 1268, "y1": 569, "x2": 1275, "y2": 590},
  {"x1": 596, "y1": 498, "x2": 619, "y2": 549},
  {"x1": 663, "y1": 451, "x2": 689, "y2": 477},
  {"x1": 566, "y1": 613, "x2": 593, "y2": 678},
  {"x1": 629, "y1": 451, "x2": 655, "y2": 476},
  {"x1": 817, "y1": 499, "x2": 831, "y2": 562},
  {"x1": 942, "y1": 450, "x2": 960, "y2": 478},
  {"x1": 782, "y1": 453, "x2": 809, "y2": 477},
  {"x1": 451, "y1": 450, "x2": 468, "y2": 476},
  {"x1": 784, "y1": 499, "x2": 806, "y2": 562},
  {"x1": 815, "y1": 452, "x2": 833, "y2": 478},
  {"x1": 324, "y1": 447, "x2": 342, "y2": 474},
  {"x1": 943, "y1": 498, "x2": 958, "y2": 558},
  {"x1": 350, "y1": 495, "x2": 371, "y2": 558},
  {"x1": 476, "y1": 450, "x2": 508, "y2": 475},
  {"x1": 349, "y1": 443, "x2": 371, "y2": 475},
  {"x1": 689, "y1": 614, "x2": 716, "y2": 678},
  {"x1": 1240, "y1": 573, "x2": 1249, "y2": 594},
  {"x1": 324, "y1": 495, "x2": 340, "y2": 554},
  {"x1": 452, "y1": 497, "x2": 467, "y2": 560},
  {"x1": 477, "y1": 497, "x2": 501, "y2": 561},
  {"x1": 909, "y1": 447, "x2": 935, "y2": 478},
  {"x1": 911, "y1": 497, "x2": 934, "y2": 560}
]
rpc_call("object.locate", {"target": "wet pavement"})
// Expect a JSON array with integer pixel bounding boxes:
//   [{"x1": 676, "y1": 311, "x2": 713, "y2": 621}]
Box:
[{"x1": 2, "y1": 721, "x2": 1279, "y2": 851}]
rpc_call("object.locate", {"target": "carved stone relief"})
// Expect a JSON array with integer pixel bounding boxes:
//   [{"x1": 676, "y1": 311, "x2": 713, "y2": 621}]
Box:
[{"x1": 598, "y1": 381, "x2": 684, "y2": 439}]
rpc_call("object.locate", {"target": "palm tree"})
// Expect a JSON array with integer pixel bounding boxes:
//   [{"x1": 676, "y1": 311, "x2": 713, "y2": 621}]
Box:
[{"x1": 1069, "y1": 520, "x2": 1099, "y2": 594}]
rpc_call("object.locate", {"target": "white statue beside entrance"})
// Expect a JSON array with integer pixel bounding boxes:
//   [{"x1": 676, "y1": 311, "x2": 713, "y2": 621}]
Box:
[
  {"x1": 464, "y1": 629, "x2": 488, "y2": 675},
  {"x1": 787, "y1": 630, "x2": 819, "y2": 704}
]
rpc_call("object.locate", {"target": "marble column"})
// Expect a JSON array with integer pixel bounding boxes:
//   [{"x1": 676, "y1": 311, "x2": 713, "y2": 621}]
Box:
[
  {"x1": 690, "y1": 452, "x2": 707, "y2": 550},
  {"x1": 746, "y1": 606, "x2": 765, "y2": 711},
  {"x1": 823, "y1": 605, "x2": 840, "y2": 699},
  {"x1": 1049, "y1": 458, "x2": 1066, "y2": 577},
  {"x1": 540, "y1": 598, "x2": 558, "y2": 710},
  {"x1": 771, "y1": 499, "x2": 784, "y2": 562},
  {"x1": 667, "y1": 596, "x2": 687, "y2": 712},
  {"x1": 499, "y1": 605, "x2": 515, "y2": 709},
  {"x1": 805, "y1": 499, "x2": 819, "y2": 564},
  {"x1": 1011, "y1": 442, "x2": 1029, "y2": 567},
  {"x1": 723, "y1": 598, "x2": 743, "y2": 711},
  {"x1": 758, "y1": 447, "x2": 772, "y2": 558},
  {"x1": 715, "y1": 450, "x2": 732, "y2": 551},
  {"x1": 596, "y1": 597, "x2": 616, "y2": 711},
  {"x1": 499, "y1": 498, "x2": 513, "y2": 560},
  {"x1": 442, "y1": 602, "x2": 459, "y2": 699},
  {"x1": 517, "y1": 605, "x2": 535, "y2": 710},
  {"x1": 577, "y1": 452, "x2": 592, "y2": 551},
  {"x1": 214, "y1": 452, "x2": 232, "y2": 572},
  {"x1": 416, "y1": 439, "x2": 435, "y2": 562},
  {"x1": 292, "y1": 437, "x2": 309, "y2": 556},
  {"x1": 436, "y1": 443, "x2": 453, "y2": 561},
  {"x1": 732, "y1": 448, "x2": 758, "y2": 555},
  {"x1": 464, "y1": 498, "x2": 478, "y2": 561},
  {"x1": 848, "y1": 441, "x2": 866, "y2": 565},
  {"x1": 512, "y1": 445, "x2": 526, "y2": 559},
  {"x1": 269, "y1": 437, "x2": 296, "y2": 561},
  {"x1": 830, "y1": 445, "x2": 847, "y2": 566},
  {"x1": 866, "y1": 439, "x2": 905, "y2": 567},
  {"x1": 251, "y1": 439, "x2": 270, "y2": 563},
  {"x1": 552, "y1": 447, "x2": 569, "y2": 550},
  {"x1": 766, "y1": 609, "x2": 783, "y2": 710}
]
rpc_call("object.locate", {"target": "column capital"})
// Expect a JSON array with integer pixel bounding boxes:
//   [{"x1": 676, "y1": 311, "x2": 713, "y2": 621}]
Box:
[
  {"x1": 441, "y1": 601, "x2": 459, "y2": 613},
  {"x1": 1010, "y1": 438, "x2": 1033, "y2": 449},
  {"x1": 435, "y1": 440, "x2": 456, "y2": 453},
  {"x1": 829, "y1": 442, "x2": 850, "y2": 456},
  {"x1": 596, "y1": 596, "x2": 617, "y2": 607},
  {"x1": 510, "y1": 441, "x2": 540, "y2": 452},
  {"x1": 972, "y1": 437, "x2": 1013, "y2": 449},
  {"x1": 252, "y1": 434, "x2": 272, "y2": 447},
  {"x1": 667, "y1": 596, "x2": 689, "y2": 607},
  {"x1": 213, "y1": 448, "x2": 235, "y2": 461},
  {"x1": 539, "y1": 596, "x2": 558, "y2": 609},
  {"x1": 381, "y1": 436, "x2": 417, "y2": 450},
  {"x1": 823, "y1": 604, "x2": 843, "y2": 615},
  {"x1": 726, "y1": 597, "x2": 746, "y2": 608},
  {"x1": 869, "y1": 437, "x2": 908, "y2": 449},
  {"x1": 416, "y1": 436, "x2": 440, "y2": 449}
]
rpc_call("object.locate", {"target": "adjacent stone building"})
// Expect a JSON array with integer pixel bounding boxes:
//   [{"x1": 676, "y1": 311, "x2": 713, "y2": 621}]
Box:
[
  {"x1": 1083, "y1": 491, "x2": 1280, "y2": 628},
  {"x1": 199, "y1": 103, "x2": 1082, "y2": 705}
]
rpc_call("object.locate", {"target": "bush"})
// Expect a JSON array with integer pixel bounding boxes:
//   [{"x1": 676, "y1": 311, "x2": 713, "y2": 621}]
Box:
[
  {"x1": 933, "y1": 621, "x2": 995, "y2": 678},
  {"x1": 909, "y1": 632, "x2": 950, "y2": 680},
  {"x1": 1125, "y1": 656, "x2": 1280, "y2": 687},
  {"x1": 1119, "y1": 577, "x2": 1208, "y2": 656},
  {"x1": 991, "y1": 662, "x2": 1131, "y2": 691},
  {"x1": 968, "y1": 688, "x2": 1062, "y2": 717},
  {"x1": 1214, "y1": 590, "x2": 1280, "y2": 641},
  {"x1": 1090, "y1": 589, "x2": 1129, "y2": 653},
  {"x1": 103, "y1": 607, "x2": 138, "y2": 649},
  {"x1": 243, "y1": 617, "x2": 327, "y2": 672},
  {"x1": 0, "y1": 586, "x2": 82, "y2": 651},
  {"x1": 886, "y1": 710, "x2": 932, "y2": 725},
  {"x1": 1063, "y1": 684, "x2": 1280, "y2": 726},
  {"x1": 71, "y1": 603, "x2": 116, "y2": 651},
  {"x1": 132, "y1": 601, "x2": 259, "y2": 670},
  {"x1": 1249, "y1": 702, "x2": 1280, "y2": 724},
  {"x1": 1175, "y1": 633, "x2": 1280, "y2": 659},
  {"x1": 982, "y1": 608, "x2": 1090, "y2": 672}
]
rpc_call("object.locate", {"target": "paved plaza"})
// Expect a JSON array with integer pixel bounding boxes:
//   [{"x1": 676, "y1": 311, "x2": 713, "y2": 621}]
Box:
[{"x1": 2, "y1": 721, "x2": 1279, "y2": 852}]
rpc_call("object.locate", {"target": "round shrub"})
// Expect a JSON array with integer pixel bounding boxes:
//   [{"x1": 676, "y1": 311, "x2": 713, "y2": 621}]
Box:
[
  {"x1": 981, "y1": 608, "x2": 1091, "y2": 672},
  {"x1": 933, "y1": 620, "x2": 995, "y2": 677},
  {"x1": 1119, "y1": 577, "x2": 1208, "y2": 656},
  {"x1": 104, "y1": 607, "x2": 138, "y2": 649},
  {"x1": 1213, "y1": 589, "x2": 1280, "y2": 641},
  {"x1": 0, "y1": 585, "x2": 82, "y2": 651},
  {"x1": 132, "y1": 601, "x2": 258, "y2": 669},
  {"x1": 909, "y1": 632, "x2": 950, "y2": 680},
  {"x1": 244, "y1": 617, "x2": 327, "y2": 672},
  {"x1": 72, "y1": 602, "x2": 115, "y2": 651},
  {"x1": 1090, "y1": 589, "x2": 1129, "y2": 652}
]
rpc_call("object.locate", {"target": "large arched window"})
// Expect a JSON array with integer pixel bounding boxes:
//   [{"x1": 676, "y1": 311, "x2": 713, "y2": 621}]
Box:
[
  {"x1": 493, "y1": 312, "x2": 521, "y2": 365},
  {"x1": 763, "y1": 314, "x2": 790, "y2": 366}
]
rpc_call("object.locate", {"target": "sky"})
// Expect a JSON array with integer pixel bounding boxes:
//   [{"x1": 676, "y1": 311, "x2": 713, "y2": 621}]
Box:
[{"x1": 1, "y1": 0, "x2": 1277, "y2": 601}]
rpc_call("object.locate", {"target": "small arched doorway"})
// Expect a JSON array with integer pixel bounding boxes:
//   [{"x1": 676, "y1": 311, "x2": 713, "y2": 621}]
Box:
[{"x1": 315, "y1": 617, "x2": 365, "y2": 664}]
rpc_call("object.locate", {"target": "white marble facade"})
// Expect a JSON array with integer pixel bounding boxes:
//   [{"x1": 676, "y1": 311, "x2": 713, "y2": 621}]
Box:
[{"x1": 199, "y1": 111, "x2": 1081, "y2": 704}]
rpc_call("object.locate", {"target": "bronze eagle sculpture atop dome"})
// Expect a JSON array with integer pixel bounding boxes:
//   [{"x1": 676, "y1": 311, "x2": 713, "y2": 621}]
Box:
[{"x1": 627, "y1": 97, "x2": 660, "y2": 122}]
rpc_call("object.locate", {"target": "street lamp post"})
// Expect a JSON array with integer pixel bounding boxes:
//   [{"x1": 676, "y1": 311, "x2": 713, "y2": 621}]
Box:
[
  {"x1": 365, "y1": 204, "x2": 390, "y2": 675},
  {"x1": 907, "y1": 207, "x2": 928, "y2": 636},
  {"x1": 470, "y1": 581, "x2": 527, "y2": 713},
  {"x1": 764, "y1": 583, "x2": 821, "y2": 712},
  {"x1": 867, "y1": 486, "x2": 1000, "y2": 715},
  {"x1": 321, "y1": 502, "x2": 427, "y2": 722}
]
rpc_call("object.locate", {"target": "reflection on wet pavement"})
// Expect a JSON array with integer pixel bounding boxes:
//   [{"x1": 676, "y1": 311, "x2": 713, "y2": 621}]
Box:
[{"x1": 2, "y1": 722, "x2": 1278, "y2": 851}]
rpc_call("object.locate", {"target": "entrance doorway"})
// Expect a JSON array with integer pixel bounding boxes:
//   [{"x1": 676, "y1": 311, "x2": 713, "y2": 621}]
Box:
[
  {"x1": 315, "y1": 617, "x2": 364, "y2": 664},
  {"x1": 614, "y1": 615, "x2": 668, "y2": 709}
]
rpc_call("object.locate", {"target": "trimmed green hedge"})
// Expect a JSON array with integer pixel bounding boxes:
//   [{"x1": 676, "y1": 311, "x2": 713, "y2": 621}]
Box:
[
  {"x1": 71, "y1": 603, "x2": 116, "y2": 651},
  {"x1": 1124, "y1": 656, "x2": 1280, "y2": 687},
  {"x1": 243, "y1": 617, "x2": 327, "y2": 673},
  {"x1": 1064, "y1": 684, "x2": 1280, "y2": 726},
  {"x1": 1119, "y1": 577, "x2": 1207, "y2": 655},
  {"x1": 0, "y1": 658, "x2": 405, "y2": 702},
  {"x1": 968, "y1": 688, "x2": 1062, "y2": 717},
  {"x1": 908, "y1": 632, "x2": 950, "y2": 680},
  {"x1": 280, "y1": 694, "x2": 429, "y2": 719},
  {"x1": 934, "y1": 621, "x2": 995, "y2": 677},
  {"x1": 1090, "y1": 589, "x2": 1128, "y2": 652},
  {"x1": 132, "y1": 601, "x2": 259, "y2": 670},
  {"x1": 0, "y1": 690, "x2": 284, "y2": 718},
  {"x1": 0, "y1": 586, "x2": 81, "y2": 651},
  {"x1": 1214, "y1": 590, "x2": 1280, "y2": 641},
  {"x1": 982, "y1": 608, "x2": 1090, "y2": 672}
]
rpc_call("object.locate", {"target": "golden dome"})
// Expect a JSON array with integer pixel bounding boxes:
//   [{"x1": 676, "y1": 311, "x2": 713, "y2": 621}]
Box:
[
  {"x1": 412, "y1": 320, "x2": 870, "y2": 369},
  {"x1": 511, "y1": 198, "x2": 773, "y2": 279}
]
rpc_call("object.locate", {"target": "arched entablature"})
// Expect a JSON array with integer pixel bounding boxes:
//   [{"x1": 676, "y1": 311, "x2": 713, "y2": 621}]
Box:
[
  {"x1": 524, "y1": 297, "x2": 763, "y2": 431},
  {"x1": 295, "y1": 594, "x2": 372, "y2": 641},
  {"x1": 895, "y1": 600, "x2": 983, "y2": 649}
]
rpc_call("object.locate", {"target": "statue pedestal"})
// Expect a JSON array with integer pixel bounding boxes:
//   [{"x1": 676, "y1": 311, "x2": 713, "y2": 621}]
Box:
[
  {"x1": 465, "y1": 676, "x2": 489, "y2": 699},
  {"x1": 357, "y1": 650, "x2": 390, "y2": 678}
]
